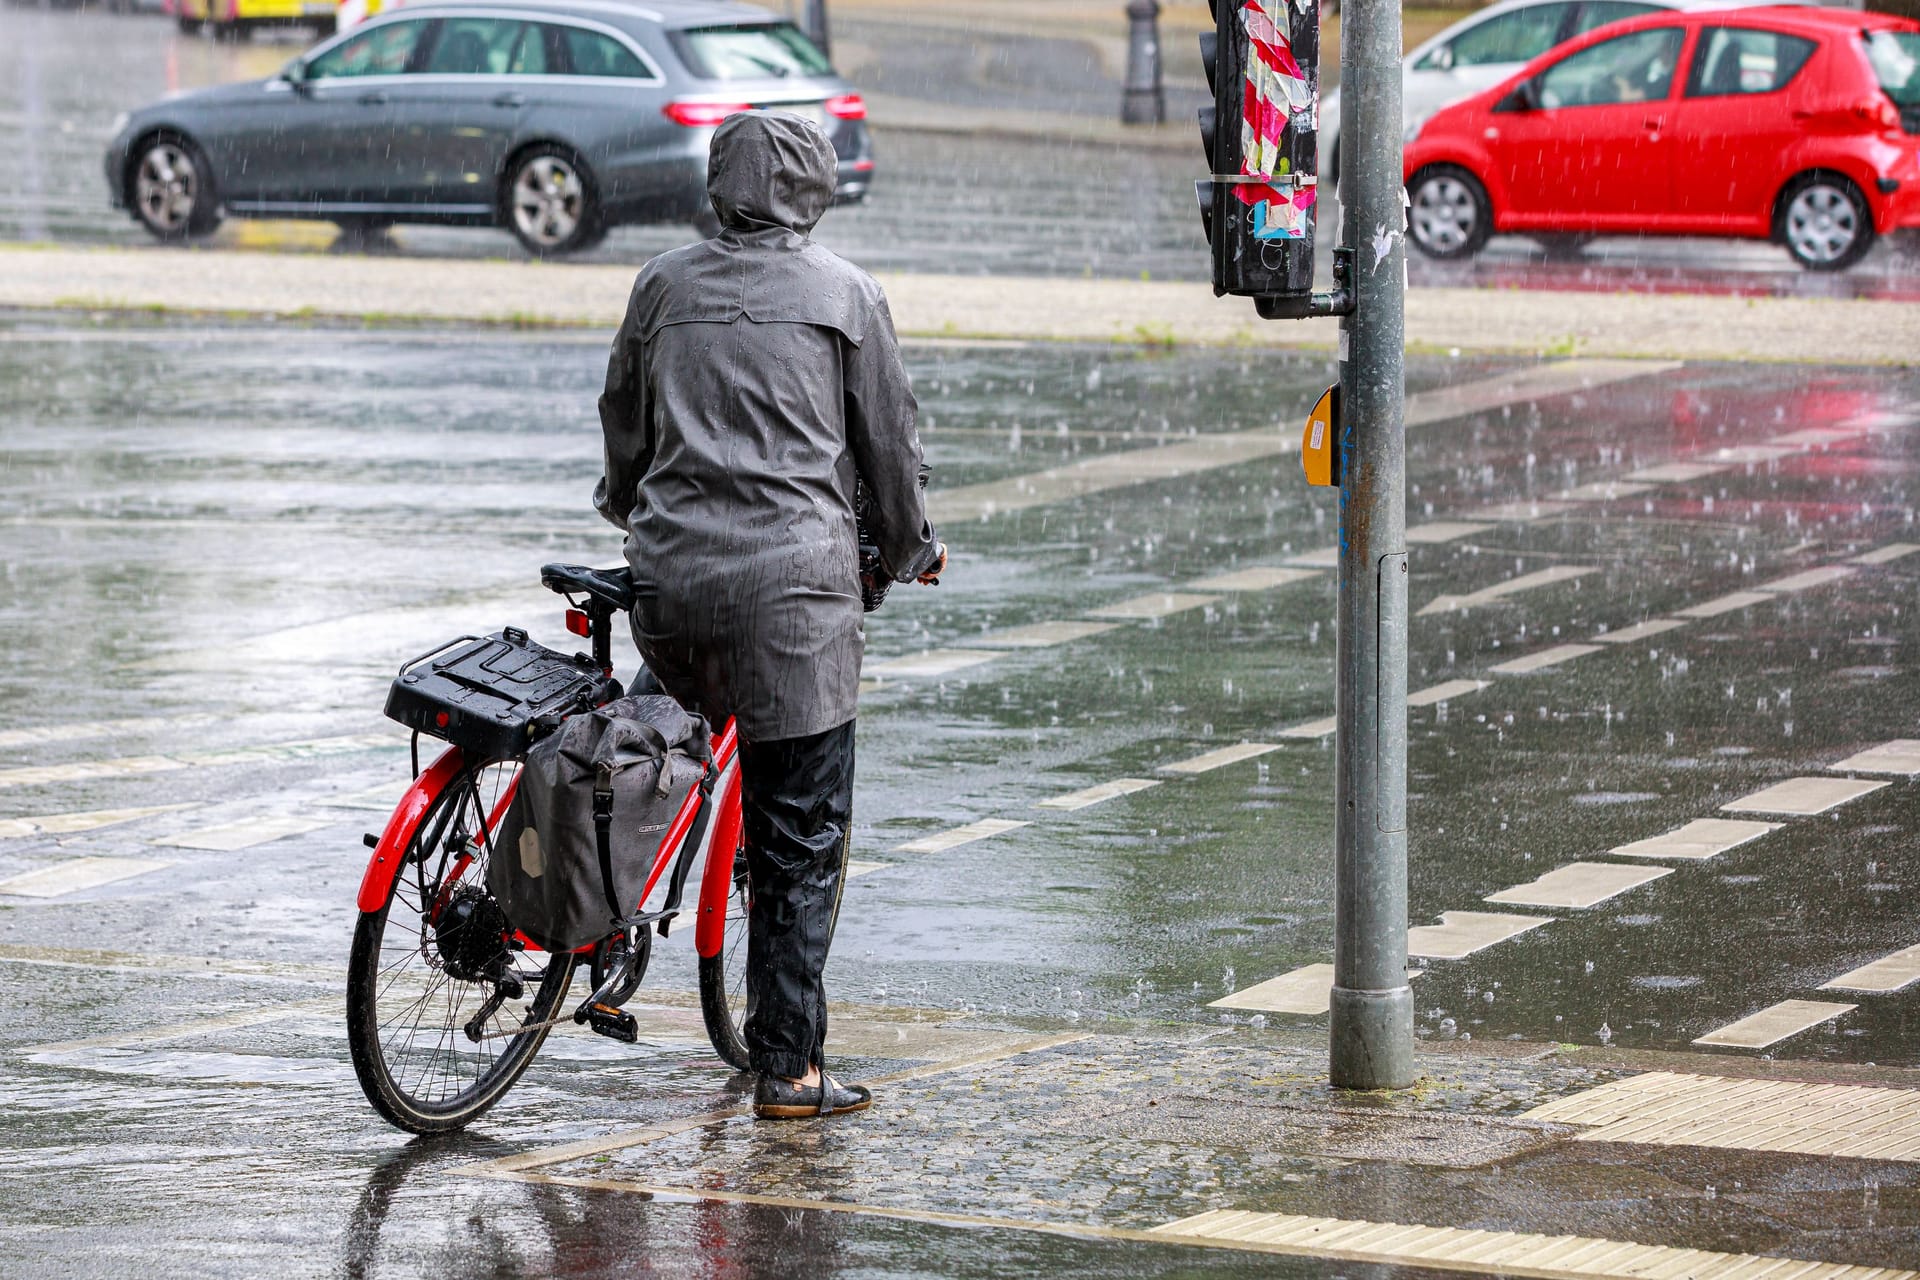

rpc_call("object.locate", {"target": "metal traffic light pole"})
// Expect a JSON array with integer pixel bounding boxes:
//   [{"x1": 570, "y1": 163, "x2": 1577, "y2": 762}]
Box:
[
  {"x1": 1196, "y1": 0, "x2": 1412, "y2": 1090},
  {"x1": 1327, "y1": 0, "x2": 1415, "y2": 1092}
]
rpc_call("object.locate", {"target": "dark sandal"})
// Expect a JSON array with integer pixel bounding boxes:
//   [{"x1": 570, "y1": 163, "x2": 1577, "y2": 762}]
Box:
[{"x1": 754, "y1": 1073, "x2": 872, "y2": 1119}]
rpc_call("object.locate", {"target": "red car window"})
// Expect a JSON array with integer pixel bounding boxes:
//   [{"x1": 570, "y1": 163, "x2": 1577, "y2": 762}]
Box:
[
  {"x1": 1685, "y1": 27, "x2": 1816, "y2": 98},
  {"x1": 1537, "y1": 25, "x2": 1685, "y2": 107}
]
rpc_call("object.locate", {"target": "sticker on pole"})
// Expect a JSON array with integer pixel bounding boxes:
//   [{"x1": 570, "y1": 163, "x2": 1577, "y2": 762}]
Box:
[
  {"x1": 1238, "y1": 0, "x2": 1315, "y2": 241},
  {"x1": 1302, "y1": 383, "x2": 1339, "y2": 487}
]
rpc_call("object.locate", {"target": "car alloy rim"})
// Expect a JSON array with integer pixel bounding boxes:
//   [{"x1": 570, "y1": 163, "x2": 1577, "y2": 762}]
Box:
[
  {"x1": 512, "y1": 156, "x2": 583, "y2": 247},
  {"x1": 1785, "y1": 184, "x2": 1857, "y2": 264},
  {"x1": 1412, "y1": 176, "x2": 1476, "y2": 252},
  {"x1": 135, "y1": 143, "x2": 197, "y2": 232}
]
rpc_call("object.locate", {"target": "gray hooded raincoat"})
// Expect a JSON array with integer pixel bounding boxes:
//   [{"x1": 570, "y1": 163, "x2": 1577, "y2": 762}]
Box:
[{"x1": 595, "y1": 112, "x2": 938, "y2": 742}]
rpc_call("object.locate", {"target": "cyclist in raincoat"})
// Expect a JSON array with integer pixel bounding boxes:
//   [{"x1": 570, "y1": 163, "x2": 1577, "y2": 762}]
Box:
[{"x1": 595, "y1": 110, "x2": 943, "y2": 1119}]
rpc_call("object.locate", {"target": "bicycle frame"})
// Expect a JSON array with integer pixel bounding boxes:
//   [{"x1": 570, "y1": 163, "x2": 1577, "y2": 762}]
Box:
[{"x1": 355, "y1": 718, "x2": 742, "y2": 960}]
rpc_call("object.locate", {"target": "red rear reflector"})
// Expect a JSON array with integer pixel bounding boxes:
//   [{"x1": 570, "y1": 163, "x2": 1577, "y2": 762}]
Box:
[
  {"x1": 663, "y1": 100, "x2": 751, "y2": 127},
  {"x1": 824, "y1": 93, "x2": 867, "y2": 121},
  {"x1": 565, "y1": 608, "x2": 591, "y2": 637},
  {"x1": 435, "y1": 711, "x2": 450, "y2": 727}
]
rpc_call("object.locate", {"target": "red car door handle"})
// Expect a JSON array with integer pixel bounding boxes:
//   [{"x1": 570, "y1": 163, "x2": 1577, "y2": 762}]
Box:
[{"x1": 1643, "y1": 117, "x2": 1663, "y2": 130}]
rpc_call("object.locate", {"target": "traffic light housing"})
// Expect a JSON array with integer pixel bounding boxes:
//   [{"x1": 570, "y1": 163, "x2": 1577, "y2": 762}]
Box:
[{"x1": 1197, "y1": 0, "x2": 1320, "y2": 307}]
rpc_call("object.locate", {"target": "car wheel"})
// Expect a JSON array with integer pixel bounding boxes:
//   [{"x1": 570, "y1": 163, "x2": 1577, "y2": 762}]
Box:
[
  {"x1": 1407, "y1": 165, "x2": 1492, "y2": 260},
  {"x1": 1776, "y1": 174, "x2": 1875, "y2": 272},
  {"x1": 127, "y1": 134, "x2": 221, "y2": 243},
  {"x1": 502, "y1": 147, "x2": 600, "y2": 258}
]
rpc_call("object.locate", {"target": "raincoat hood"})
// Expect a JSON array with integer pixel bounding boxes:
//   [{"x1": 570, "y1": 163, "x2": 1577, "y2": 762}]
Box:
[{"x1": 707, "y1": 110, "x2": 838, "y2": 234}]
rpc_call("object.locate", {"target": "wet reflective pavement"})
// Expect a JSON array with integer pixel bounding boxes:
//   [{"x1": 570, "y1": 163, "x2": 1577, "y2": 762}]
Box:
[
  {"x1": 7, "y1": 8, "x2": 1920, "y2": 295},
  {"x1": 3, "y1": 313, "x2": 1919, "y2": 1273}
]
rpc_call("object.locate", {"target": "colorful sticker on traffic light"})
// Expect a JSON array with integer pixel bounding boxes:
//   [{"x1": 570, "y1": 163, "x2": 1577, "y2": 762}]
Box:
[{"x1": 1237, "y1": 0, "x2": 1315, "y2": 240}]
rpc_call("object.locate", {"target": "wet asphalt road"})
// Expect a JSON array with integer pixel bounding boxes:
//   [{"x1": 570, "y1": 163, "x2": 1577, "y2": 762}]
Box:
[
  {"x1": 3, "y1": 316, "x2": 1919, "y2": 1272},
  {"x1": 7, "y1": 7, "x2": 1920, "y2": 294}
]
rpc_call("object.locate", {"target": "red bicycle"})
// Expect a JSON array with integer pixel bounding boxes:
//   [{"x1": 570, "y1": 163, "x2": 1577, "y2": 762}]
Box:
[{"x1": 344, "y1": 564, "x2": 755, "y2": 1134}]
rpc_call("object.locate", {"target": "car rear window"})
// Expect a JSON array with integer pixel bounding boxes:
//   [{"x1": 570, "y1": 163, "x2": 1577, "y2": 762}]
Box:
[
  {"x1": 672, "y1": 23, "x2": 831, "y2": 81},
  {"x1": 1865, "y1": 30, "x2": 1920, "y2": 106},
  {"x1": 1686, "y1": 27, "x2": 1816, "y2": 97}
]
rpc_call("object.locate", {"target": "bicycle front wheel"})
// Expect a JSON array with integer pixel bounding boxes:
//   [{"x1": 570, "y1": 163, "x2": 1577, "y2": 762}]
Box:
[{"x1": 346, "y1": 757, "x2": 576, "y2": 1134}]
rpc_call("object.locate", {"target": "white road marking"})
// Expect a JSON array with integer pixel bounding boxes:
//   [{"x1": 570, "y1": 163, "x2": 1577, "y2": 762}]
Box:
[
  {"x1": 0, "y1": 714, "x2": 219, "y2": 751},
  {"x1": 1086, "y1": 592, "x2": 1219, "y2": 620},
  {"x1": 152, "y1": 814, "x2": 339, "y2": 852},
  {"x1": 1405, "y1": 521, "x2": 1494, "y2": 544},
  {"x1": 1284, "y1": 547, "x2": 1339, "y2": 568},
  {"x1": 0, "y1": 734, "x2": 401, "y2": 789},
  {"x1": 1183, "y1": 566, "x2": 1322, "y2": 593},
  {"x1": 1406, "y1": 910, "x2": 1552, "y2": 959},
  {"x1": 1527, "y1": 1070, "x2": 1920, "y2": 1164},
  {"x1": 1756, "y1": 565, "x2": 1858, "y2": 593},
  {"x1": 1610, "y1": 817, "x2": 1780, "y2": 861},
  {"x1": 1769, "y1": 427, "x2": 1859, "y2": 447},
  {"x1": 0, "y1": 856, "x2": 173, "y2": 898},
  {"x1": 1488, "y1": 644, "x2": 1603, "y2": 675},
  {"x1": 1672, "y1": 590, "x2": 1772, "y2": 619},
  {"x1": 926, "y1": 429, "x2": 1296, "y2": 523},
  {"x1": 1591, "y1": 618, "x2": 1687, "y2": 644},
  {"x1": 843, "y1": 860, "x2": 887, "y2": 880},
  {"x1": 1828, "y1": 739, "x2": 1920, "y2": 777},
  {"x1": 955, "y1": 621, "x2": 1121, "y2": 649},
  {"x1": 0, "y1": 802, "x2": 197, "y2": 840},
  {"x1": 1693, "y1": 999, "x2": 1856, "y2": 1049},
  {"x1": 18, "y1": 997, "x2": 338, "y2": 1056},
  {"x1": 1484, "y1": 862, "x2": 1672, "y2": 910},
  {"x1": 891, "y1": 818, "x2": 1030, "y2": 854},
  {"x1": 1036, "y1": 778, "x2": 1161, "y2": 811},
  {"x1": 1851, "y1": 542, "x2": 1920, "y2": 565},
  {"x1": 1624, "y1": 462, "x2": 1727, "y2": 483},
  {"x1": 1209, "y1": 962, "x2": 1423, "y2": 1016},
  {"x1": 317, "y1": 782, "x2": 409, "y2": 811},
  {"x1": 1277, "y1": 716, "x2": 1338, "y2": 740},
  {"x1": 1209, "y1": 963, "x2": 1340, "y2": 1014},
  {"x1": 1418, "y1": 565, "x2": 1597, "y2": 615},
  {"x1": 1151, "y1": 1207, "x2": 1908, "y2": 1278},
  {"x1": 1710, "y1": 444, "x2": 1798, "y2": 464},
  {"x1": 1558, "y1": 481, "x2": 1655, "y2": 502},
  {"x1": 1408, "y1": 679, "x2": 1487, "y2": 707},
  {"x1": 1401, "y1": 359, "x2": 1679, "y2": 428},
  {"x1": 1722, "y1": 776, "x2": 1888, "y2": 816},
  {"x1": 862, "y1": 649, "x2": 1001, "y2": 679},
  {"x1": 1821, "y1": 943, "x2": 1920, "y2": 994},
  {"x1": 1465, "y1": 499, "x2": 1579, "y2": 522},
  {"x1": 1160, "y1": 742, "x2": 1281, "y2": 773}
]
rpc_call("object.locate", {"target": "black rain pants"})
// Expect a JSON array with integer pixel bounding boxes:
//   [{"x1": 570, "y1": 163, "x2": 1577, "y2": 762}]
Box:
[{"x1": 738, "y1": 718, "x2": 855, "y2": 1081}]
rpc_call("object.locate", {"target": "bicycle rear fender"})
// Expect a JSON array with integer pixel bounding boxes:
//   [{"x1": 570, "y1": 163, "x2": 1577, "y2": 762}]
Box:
[{"x1": 356, "y1": 744, "x2": 465, "y2": 914}]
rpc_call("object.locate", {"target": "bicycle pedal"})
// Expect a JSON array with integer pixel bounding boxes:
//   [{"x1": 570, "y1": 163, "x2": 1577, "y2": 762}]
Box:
[{"x1": 585, "y1": 1004, "x2": 638, "y2": 1044}]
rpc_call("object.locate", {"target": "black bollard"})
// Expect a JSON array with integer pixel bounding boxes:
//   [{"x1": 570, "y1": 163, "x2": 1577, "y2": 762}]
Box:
[{"x1": 1121, "y1": 0, "x2": 1165, "y2": 125}]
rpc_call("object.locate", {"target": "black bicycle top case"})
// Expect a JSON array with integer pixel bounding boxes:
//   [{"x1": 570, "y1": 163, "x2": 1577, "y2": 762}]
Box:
[{"x1": 385, "y1": 628, "x2": 610, "y2": 759}]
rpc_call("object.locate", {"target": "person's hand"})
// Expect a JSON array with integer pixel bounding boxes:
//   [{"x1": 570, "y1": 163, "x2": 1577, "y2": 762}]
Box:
[{"x1": 917, "y1": 543, "x2": 948, "y2": 586}]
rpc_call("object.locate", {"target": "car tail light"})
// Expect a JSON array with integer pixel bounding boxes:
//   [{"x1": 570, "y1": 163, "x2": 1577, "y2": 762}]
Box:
[
  {"x1": 824, "y1": 93, "x2": 867, "y2": 121},
  {"x1": 1854, "y1": 96, "x2": 1902, "y2": 132},
  {"x1": 663, "y1": 100, "x2": 751, "y2": 128}
]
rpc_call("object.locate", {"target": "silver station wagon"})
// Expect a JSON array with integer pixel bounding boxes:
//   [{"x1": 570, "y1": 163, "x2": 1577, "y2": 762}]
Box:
[{"x1": 105, "y1": 0, "x2": 874, "y2": 254}]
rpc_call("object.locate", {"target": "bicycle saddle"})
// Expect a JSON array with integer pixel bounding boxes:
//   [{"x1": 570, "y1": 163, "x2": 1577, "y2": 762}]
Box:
[{"x1": 540, "y1": 563, "x2": 635, "y2": 612}]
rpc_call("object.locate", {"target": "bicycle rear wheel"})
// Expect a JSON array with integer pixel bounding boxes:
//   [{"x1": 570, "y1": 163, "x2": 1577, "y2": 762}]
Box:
[
  {"x1": 346, "y1": 757, "x2": 576, "y2": 1134},
  {"x1": 697, "y1": 822, "x2": 753, "y2": 1072}
]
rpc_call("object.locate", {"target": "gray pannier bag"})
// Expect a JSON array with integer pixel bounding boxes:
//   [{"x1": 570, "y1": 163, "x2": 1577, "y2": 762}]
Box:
[{"x1": 489, "y1": 694, "x2": 711, "y2": 953}]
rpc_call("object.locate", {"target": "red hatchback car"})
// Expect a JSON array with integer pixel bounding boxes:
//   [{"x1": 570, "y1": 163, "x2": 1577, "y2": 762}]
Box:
[{"x1": 1403, "y1": 6, "x2": 1920, "y2": 269}]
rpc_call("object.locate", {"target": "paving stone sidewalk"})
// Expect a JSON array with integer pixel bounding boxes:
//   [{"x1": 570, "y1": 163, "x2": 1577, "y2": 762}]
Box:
[
  {"x1": 460, "y1": 1026, "x2": 1920, "y2": 1274},
  {"x1": 6, "y1": 245, "x2": 1917, "y2": 364}
]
